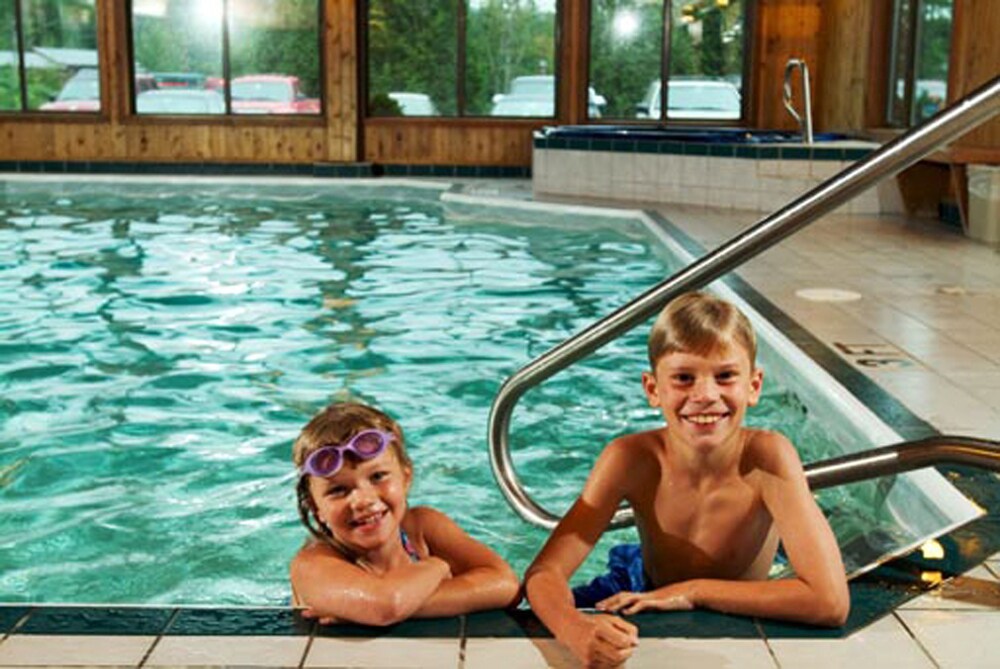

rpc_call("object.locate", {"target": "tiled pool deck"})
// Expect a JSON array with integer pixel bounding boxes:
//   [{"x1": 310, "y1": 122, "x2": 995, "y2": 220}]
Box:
[{"x1": 2, "y1": 178, "x2": 999, "y2": 667}]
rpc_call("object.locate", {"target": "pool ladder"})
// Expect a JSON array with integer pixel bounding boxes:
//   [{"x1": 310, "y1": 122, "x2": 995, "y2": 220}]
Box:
[
  {"x1": 488, "y1": 75, "x2": 1000, "y2": 530},
  {"x1": 784, "y1": 58, "x2": 814, "y2": 144}
]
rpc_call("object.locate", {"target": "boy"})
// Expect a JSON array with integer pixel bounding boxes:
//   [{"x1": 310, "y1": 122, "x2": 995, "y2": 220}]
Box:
[{"x1": 525, "y1": 292, "x2": 849, "y2": 667}]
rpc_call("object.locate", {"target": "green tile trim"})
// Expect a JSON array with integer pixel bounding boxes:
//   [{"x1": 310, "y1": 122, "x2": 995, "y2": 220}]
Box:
[
  {"x1": 632, "y1": 609, "x2": 761, "y2": 638},
  {"x1": 165, "y1": 608, "x2": 314, "y2": 636},
  {"x1": 0, "y1": 606, "x2": 30, "y2": 633},
  {"x1": 313, "y1": 614, "x2": 462, "y2": 638},
  {"x1": 464, "y1": 609, "x2": 553, "y2": 638},
  {"x1": 17, "y1": 606, "x2": 174, "y2": 636}
]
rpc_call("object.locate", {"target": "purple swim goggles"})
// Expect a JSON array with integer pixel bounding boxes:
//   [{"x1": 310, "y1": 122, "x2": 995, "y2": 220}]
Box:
[{"x1": 300, "y1": 429, "x2": 392, "y2": 478}]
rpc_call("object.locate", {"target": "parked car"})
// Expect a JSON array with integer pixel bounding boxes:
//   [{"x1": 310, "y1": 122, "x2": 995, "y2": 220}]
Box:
[
  {"x1": 489, "y1": 75, "x2": 606, "y2": 117},
  {"x1": 387, "y1": 91, "x2": 438, "y2": 116},
  {"x1": 230, "y1": 75, "x2": 320, "y2": 115},
  {"x1": 636, "y1": 79, "x2": 742, "y2": 120},
  {"x1": 39, "y1": 67, "x2": 100, "y2": 112},
  {"x1": 136, "y1": 89, "x2": 225, "y2": 115},
  {"x1": 153, "y1": 72, "x2": 207, "y2": 89}
]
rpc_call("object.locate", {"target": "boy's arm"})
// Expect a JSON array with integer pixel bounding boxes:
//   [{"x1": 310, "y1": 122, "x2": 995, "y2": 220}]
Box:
[
  {"x1": 290, "y1": 543, "x2": 451, "y2": 626},
  {"x1": 524, "y1": 439, "x2": 640, "y2": 666},
  {"x1": 408, "y1": 506, "x2": 521, "y2": 617},
  {"x1": 600, "y1": 432, "x2": 849, "y2": 626}
]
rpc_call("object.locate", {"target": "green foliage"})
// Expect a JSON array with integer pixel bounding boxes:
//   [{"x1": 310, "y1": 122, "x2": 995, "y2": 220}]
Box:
[
  {"x1": 0, "y1": 66, "x2": 22, "y2": 111},
  {"x1": 368, "y1": 92, "x2": 403, "y2": 116},
  {"x1": 25, "y1": 66, "x2": 69, "y2": 109},
  {"x1": 368, "y1": 0, "x2": 459, "y2": 115},
  {"x1": 589, "y1": 1, "x2": 662, "y2": 118}
]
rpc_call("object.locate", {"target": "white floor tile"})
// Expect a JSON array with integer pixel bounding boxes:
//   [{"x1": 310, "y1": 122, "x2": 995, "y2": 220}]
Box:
[
  {"x1": 464, "y1": 638, "x2": 580, "y2": 669},
  {"x1": 768, "y1": 616, "x2": 934, "y2": 668},
  {"x1": 628, "y1": 638, "x2": 776, "y2": 668},
  {"x1": 0, "y1": 634, "x2": 155, "y2": 666},
  {"x1": 898, "y1": 609, "x2": 1000, "y2": 668},
  {"x1": 303, "y1": 636, "x2": 460, "y2": 668},
  {"x1": 143, "y1": 634, "x2": 308, "y2": 667}
]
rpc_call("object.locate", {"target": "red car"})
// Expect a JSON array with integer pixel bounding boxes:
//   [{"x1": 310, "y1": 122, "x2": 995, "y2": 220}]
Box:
[{"x1": 230, "y1": 75, "x2": 320, "y2": 115}]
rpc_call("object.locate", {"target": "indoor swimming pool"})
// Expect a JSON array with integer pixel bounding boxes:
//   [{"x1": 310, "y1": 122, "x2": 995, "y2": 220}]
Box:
[{"x1": 0, "y1": 176, "x2": 979, "y2": 606}]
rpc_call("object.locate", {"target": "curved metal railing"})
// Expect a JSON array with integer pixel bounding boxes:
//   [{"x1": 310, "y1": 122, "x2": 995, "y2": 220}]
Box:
[
  {"x1": 489, "y1": 75, "x2": 1000, "y2": 530},
  {"x1": 805, "y1": 435, "x2": 1000, "y2": 490}
]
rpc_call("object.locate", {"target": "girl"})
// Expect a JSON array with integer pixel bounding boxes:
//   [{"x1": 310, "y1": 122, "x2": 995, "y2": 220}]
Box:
[{"x1": 291, "y1": 401, "x2": 520, "y2": 625}]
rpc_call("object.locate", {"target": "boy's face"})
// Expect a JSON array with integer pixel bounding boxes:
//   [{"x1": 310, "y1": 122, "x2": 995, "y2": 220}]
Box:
[{"x1": 642, "y1": 341, "x2": 763, "y2": 453}]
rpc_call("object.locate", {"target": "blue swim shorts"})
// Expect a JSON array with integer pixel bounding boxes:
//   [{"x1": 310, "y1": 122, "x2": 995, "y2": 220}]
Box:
[{"x1": 572, "y1": 543, "x2": 651, "y2": 608}]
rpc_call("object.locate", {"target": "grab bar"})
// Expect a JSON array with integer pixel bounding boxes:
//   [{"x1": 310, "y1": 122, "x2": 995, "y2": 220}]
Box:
[
  {"x1": 783, "y1": 58, "x2": 814, "y2": 144},
  {"x1": 805, "y1": 436, "x2": 1000, "y2": 490},
  {"x1": 488, "y1": 75, "x2": 1000, "y2": 530}
]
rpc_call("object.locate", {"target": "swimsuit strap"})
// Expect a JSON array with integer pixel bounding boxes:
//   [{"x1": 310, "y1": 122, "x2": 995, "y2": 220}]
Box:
[{"x1": 400, "y1": 529, "x2": 420, "y2": 563}]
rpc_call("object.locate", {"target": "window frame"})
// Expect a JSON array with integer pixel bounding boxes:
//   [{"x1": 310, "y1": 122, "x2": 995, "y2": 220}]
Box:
[
  {"x1": 124, "y1": 0, "x2": 326, "y2": 120},
  {"x1": 1, "y1": 0, "x2": 104, "y2": 116},
  {"x1": 361, "y1": 0, "x2": 561, "y2": 120},
  {"x1": 586, "y1": 0, "x2": 752, "y2": 125}
]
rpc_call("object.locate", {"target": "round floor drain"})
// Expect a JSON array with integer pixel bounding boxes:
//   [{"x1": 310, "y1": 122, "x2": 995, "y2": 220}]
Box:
[{"x1": 794, "y1": 287, "x2": 862, "y2": 302}]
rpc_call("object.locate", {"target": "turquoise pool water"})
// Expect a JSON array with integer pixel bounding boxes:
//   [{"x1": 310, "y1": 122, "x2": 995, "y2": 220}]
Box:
[{"x1": 0, "y1": 180, "x2": 969, "y2": 605}]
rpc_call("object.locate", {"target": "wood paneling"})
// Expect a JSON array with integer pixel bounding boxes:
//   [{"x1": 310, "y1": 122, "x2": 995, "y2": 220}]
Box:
[
  {"x1": 816, "y1": 0, "x2": 872, "y2": 132},
  {"x1": 1, "y1": 0, "x2": 996, "y2": 167},
  {"x1": 949, "y1": 0, "x2": 1000, "y2": 155},
  {"x1": 750, "y1": 0, "x2": 823, "y2": 131}
]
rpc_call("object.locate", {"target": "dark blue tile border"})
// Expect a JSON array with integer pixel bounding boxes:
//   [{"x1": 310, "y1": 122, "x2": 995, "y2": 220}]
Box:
[
  {"x1": 165, "y1": 608, "x2": 314, "y2": 636},
  {"x1": 313, "y1": 614, "x2": 462, "y2": 639},
  {"x1": 17, "y1": 606, "x2": 174, "y2": 636},
  {"x1": 0, "y1": 606, "x2": 30, "y2": 633}
]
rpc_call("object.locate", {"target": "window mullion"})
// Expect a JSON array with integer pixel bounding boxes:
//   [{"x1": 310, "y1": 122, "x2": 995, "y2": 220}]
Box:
[{"x1": 14, "y1": 0, "x2": 27, "y2": 111}]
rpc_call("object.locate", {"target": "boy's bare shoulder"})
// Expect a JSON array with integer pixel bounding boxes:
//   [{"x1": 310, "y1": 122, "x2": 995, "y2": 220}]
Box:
[{"x1": 743, "y1": 428, "x2": 804, "y2": 476}]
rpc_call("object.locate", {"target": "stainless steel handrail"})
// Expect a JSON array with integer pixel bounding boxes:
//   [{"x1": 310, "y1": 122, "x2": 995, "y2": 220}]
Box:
[
  {"x1": 783, "y1": 58, "x2": 814, "y2": 144},
  {"x1": 806, "y1": 436, "x2": 1000, "y2": 490},
  {"x1": 489, "y1": 75, "x2": 1000, "y2": 530}
]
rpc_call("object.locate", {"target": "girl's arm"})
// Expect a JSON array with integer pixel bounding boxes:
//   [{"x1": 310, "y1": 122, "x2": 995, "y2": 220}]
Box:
[
  {"x1": 599, "y1": 432, "x2": 850, "y2": 626},
  {"x1": 408, "y1": 506, "x2": 521, "y2": 617},
  {"x1": 290, "y1": 542, "x2": 451, "y2": 626}
]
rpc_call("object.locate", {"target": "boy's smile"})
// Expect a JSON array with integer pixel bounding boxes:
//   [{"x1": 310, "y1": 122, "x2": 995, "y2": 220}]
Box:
[{"x1": 642, "y1": 343, "x2": 762, "y2": 453}]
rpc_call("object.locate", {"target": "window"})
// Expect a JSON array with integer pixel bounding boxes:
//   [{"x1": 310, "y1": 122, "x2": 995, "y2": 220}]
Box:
[
  {"x1": 887, "y1": 0, "x2": 952, "y2": 127},
  {"x1": 130, "y1": 0, "x2": 321, "y2": 116},
  {"x1": 591, "y1": 0, "x2": 746, "y2": 122},
  {"x1": 366, "y1": 0, "x2": 557, "y2": 118},
  {"x1": 1, "y1": 0, "x2": 101, "y2": 113}
]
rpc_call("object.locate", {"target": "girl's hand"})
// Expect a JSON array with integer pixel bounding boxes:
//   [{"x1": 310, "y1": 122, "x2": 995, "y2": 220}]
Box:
[
  {"x1": 300, "y1": 608, "x2": 339, "y2": 625},
  {"x1": 596, "y1": 585, "x2": 694, "y2": 615}
]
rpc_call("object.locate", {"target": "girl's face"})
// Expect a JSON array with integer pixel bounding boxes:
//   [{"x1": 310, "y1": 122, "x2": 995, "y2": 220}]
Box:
[
  {"x1": 642, "y1": 342, "x2": 763, "y2": 455},
  {"x1": 307, "y1": 447, "x2": 412, "y2": 559}
]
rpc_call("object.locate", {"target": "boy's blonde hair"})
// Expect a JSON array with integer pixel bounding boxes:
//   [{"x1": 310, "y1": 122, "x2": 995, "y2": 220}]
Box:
[
  {"x1": 294, "y1": 402, "x2": 412, "y2": 553},
  {"x1": 647, "y1": 292, "x2": 757, "y2": 369}
]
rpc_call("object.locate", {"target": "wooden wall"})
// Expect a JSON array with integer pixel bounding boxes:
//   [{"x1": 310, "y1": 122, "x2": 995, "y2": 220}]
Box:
[
  {"x1": 948, "y1": 0, "x2": 1000, "y2": 159},
  {"x1": 0, "y1": 0, "x2": 997, "y2": 167}
]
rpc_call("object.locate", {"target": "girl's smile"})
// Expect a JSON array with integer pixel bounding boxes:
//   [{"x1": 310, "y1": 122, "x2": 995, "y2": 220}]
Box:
[{"x1": 308, "y1": 449, "x2": 412, "y2": 563}]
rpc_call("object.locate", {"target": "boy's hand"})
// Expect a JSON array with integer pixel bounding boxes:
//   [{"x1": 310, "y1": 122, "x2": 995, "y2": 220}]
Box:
[
  {"x1": 564, "y1": 613, "x2": 638, "y2": 668},
  {"x1": 596, "y1": 586, "x2": 694, "y2": 615}
]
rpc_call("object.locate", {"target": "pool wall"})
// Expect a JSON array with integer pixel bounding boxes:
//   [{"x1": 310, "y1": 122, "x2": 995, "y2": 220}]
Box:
[{"x1": 532, "y1": 127, "x2": 906, "y2": 214}]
